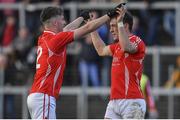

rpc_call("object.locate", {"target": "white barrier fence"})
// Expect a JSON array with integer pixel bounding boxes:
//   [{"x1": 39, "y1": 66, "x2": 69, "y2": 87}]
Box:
[{"x1": 0, "y1": 86, "x2": 180, "y2": 119}]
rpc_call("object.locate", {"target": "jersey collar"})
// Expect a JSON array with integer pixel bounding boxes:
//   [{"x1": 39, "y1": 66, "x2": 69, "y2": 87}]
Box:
[
  {"x1": 128, "y1": 34, "x2": 133, "y2": 37},
  {"x1": 44, "y1": 30, "x2": 56, "y2": 35}
]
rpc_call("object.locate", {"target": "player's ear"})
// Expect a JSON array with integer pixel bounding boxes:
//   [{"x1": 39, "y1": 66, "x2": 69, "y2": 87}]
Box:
[
  {"x1": 51, "y1": 19, "x2": 57, "y2": 26},
  {"x1": 124, "y1": 23, "x2": 129, "y2": 30},
  {"x1": 54, "y1": 20, "x2": 58, "y2": 26}
]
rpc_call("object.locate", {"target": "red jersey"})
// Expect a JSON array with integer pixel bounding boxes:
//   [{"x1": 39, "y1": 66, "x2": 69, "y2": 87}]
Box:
[
  {"x1": 30, "y1": 30, "x2": 74, "y2": 99},
  {"x1": 109, "y1": 35, "x2": 146, "y2": 99}
]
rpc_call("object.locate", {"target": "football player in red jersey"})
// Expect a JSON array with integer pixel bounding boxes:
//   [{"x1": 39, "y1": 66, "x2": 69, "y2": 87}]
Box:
[
  {"x1": 90, "y1": 6, "x2": 146, "y2": 119},
  {"x1": 27, "y1": 6, "x2": 123, "y2": 119}
]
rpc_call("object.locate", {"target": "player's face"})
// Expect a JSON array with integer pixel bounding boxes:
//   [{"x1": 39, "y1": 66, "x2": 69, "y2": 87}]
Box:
[
  {"x1": 110, "y1": 18, "x2": 119, "y2": 41},
  {"x1": 56, "y1": 15, "x2": 66, "y2": 32}
]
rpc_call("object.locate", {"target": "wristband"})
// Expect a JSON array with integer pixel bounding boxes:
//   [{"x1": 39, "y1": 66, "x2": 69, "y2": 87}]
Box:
[{"x1": 118, "y1": 22, "x2": 124, "y2": 27}]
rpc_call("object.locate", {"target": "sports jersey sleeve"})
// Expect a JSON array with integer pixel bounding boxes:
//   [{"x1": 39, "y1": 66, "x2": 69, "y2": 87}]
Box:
[
  {"x1": 47, "y1": 32, "x2": 74, "y2": 53},
  {"x1": 109, "y1": 43, "x2": 116, "y2": 55},
  {"x1": 137, "y1": 40, "x2": 145, "y2": 54},
  {"x1": 130, "y1": 36, "x2": 146, "y2": 59}
]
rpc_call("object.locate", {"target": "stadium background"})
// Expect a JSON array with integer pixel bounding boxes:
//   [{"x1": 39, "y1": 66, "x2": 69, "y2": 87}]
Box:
[{"x1": 0, "y1": 0, "x2": 180, "y2": 119}]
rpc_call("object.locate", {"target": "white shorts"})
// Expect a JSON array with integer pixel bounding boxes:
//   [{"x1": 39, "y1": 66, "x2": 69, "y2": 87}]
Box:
[
  {"x1": 27, "y1": 93, "x2": 56, "y2": 119},
  {"x1": 105, "y1": 99, "x2": 146, "y2": 119}
]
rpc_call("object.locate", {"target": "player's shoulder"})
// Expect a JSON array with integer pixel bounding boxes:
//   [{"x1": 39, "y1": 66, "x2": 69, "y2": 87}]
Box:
[
  {"x1": 39, "y1": 31, "x2": 54, "y2": 40},
  {"x1": 37, "y1": 32, "x2": 53, "y2": 46},
  {"x1": 42, "y1": 30, "x2": 73, "y2": 39},
  {"x1": 129, "y1": 34, "x2": 141, "y2": 41},
  {"x1": 57, "y1": 31, "x2": 74, "y2": 37},
  {"x1": 130, "y1": 34, "x2": 146, "y2": 46}
]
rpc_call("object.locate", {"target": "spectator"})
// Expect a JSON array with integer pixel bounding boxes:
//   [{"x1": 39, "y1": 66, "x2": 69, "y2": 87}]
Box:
[
  {"x1": 132, "y1": 16, "x2": 145, "y2": 40},
  {"x1": 0, "y1": 53, "x2": 17, "y2": 118},
  {"x1": 163, "y1": 10, "x2": 175, "y2": 40},
  {"x1": 10, "y1": 26, "x2": 34, "y2": 85},
  {"x1": 0, "y1": 15, "x2": 17, "y2": 118},
  {"x1": 0, "y1": 15, "x2": 16, "y2": 47},
  {"x1": 165, "y1": 56, "x2": 180, "y2": 88},
  {"x1": 139, "y1": 0, "x2": 162, "y2": 45},
  {"x1": 12, "y1": 26, "x2": 33, "y2": 64},
  {"x1": 78, "y1": 34, "x2": 101, "y2": 87},
  {"x1": 141, "y1": 73, "x2": 158, "y2": 119},
  {"x1": 22, "y1": 0, "x2": 41, "y2": 34}
]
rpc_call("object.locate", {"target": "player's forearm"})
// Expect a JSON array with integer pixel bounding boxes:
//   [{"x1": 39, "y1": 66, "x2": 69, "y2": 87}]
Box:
[
  {"x1": 63, "y1": 17, "x2": 84, "y2": 31},
  {"x1": 91, "y1": 31, "x2": 106, "y2": 56},
  {"x1": 73, "y1": 15, "x2": 110, "y2": 40},
  {"x1": 117, "y1": 22, "x2": 137, "y2": 53},
  {"x1": 86, "y1": 15, "x2": 110, "y2": 33},
  {"x1": 117, "y1": 23, "x2": 131, "y2": 50}
]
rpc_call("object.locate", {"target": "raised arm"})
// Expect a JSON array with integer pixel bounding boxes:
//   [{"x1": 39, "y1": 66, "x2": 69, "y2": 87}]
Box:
[
  {"x1": 91, "y1": 31, "x2": 112, "y2": 56},
  {"x1": 74, "y1": 15, "x2": 110, "y2": 40},
  {"x1": 116, "y1": 7, "x2": 138, "y2": 53},
  {"x1": 73, "y1": 3, "x2": 123, "y2": 40},
  {"x1": 63, "y1": 11, "x2": 90, "y2": 31},
  {"x1": 63, "y1": 17, "x2": 84, "y2": 31}
]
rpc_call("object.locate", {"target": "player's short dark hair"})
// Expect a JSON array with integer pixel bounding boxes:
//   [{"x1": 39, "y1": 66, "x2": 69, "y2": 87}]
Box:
[
  {"x1": 40, "y1": 7, "x2": 63, "y2": 24},
  {"x1": 123, "y1": 11, "x2": 133, "y2": 32}
]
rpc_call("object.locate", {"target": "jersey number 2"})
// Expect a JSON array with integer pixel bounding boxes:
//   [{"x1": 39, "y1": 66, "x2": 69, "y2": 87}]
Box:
[{"x1": 36, "y1": 46, "x2": 42, "y2": 69}]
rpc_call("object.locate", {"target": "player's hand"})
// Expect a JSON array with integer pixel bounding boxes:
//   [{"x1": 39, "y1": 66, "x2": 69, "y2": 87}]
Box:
[
  {"x1": 116, "y1": 7, "x2": 126, "y2": 22},
  {"x1": 84, "y1": 12, "x2": 96, "y2": 23},
  {"x1": 107, "y1": 3, "x2": 126, "y2": 18},
  {"x1": 79, "y1": 10, "x2": 90, "y2": 20}
]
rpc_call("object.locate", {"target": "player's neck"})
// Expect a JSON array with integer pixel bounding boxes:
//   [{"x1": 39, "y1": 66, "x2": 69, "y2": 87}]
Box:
[
  {"x1": 128, "y1": 33, "x2": 133, "y2": 37},
  {"x1": 127, "y1": 30, "x2": 132, "y2": 37},
  {"x1": 44, "y1": 26, "x2": 58, "y2": 34}
]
